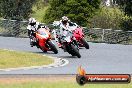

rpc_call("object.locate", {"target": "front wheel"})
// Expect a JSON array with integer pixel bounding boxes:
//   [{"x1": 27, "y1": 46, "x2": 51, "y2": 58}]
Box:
[
  {"x1": 71, "y1": 44, "x2": 81, "y2": 58},
  {"x1": 47, "y1": 41, "x2": 58, "y2": 54},
  {"x1": 40, "y1": 47, "x2": 47, "y2": 53},
  {"x1": 81, "y1": 38, "x2": 89, "y2": 49}
]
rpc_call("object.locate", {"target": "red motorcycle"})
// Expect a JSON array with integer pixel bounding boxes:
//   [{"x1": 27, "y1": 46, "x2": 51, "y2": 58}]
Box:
[
  {"x1": 71, "y1": 26, "x2": 89, "y2": 49},
  {"x1": 33, "y1": 26, "x2": 58, "y2": 54},
  {"x1": 59, "y1": 30, "x2": 81, "y2": 58}
]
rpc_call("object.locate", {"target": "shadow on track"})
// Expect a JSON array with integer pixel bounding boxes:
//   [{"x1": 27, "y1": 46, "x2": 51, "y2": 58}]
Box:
[
  {"x1": 58, "y1": 56, "x2": 80, "y2": 59},
  {"x1": 32, "y1": 51, "x2": 55, "y2": 55}
]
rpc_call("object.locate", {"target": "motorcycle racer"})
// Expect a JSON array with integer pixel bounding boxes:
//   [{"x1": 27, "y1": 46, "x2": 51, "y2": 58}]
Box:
[
  {"x1": 52, "y1": 16, "x2": 81, "y2": 57},
  {"x1": 27, "y1": 17, "x2": 49, "y2": 47},
  {"x1": 53, "y1": 16, "x2": 78, "y2": 49}
]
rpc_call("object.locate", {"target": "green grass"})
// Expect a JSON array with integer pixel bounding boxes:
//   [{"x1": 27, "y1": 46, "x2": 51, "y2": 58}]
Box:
[
  {"x1": 0, "y1": 81, "x2": 131, "y2": 88},
  {"x1": 0, "y1": 49, "x2": 53, "y2": 69}
]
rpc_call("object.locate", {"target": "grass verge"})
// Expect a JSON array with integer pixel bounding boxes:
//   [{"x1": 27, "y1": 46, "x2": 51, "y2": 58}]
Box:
[
  {"x1": 0, "y1": 49, "x2": 53, "y2": 69},
  {"x1": 0, "y1": 76, "x2": 131, "y2": 88}
]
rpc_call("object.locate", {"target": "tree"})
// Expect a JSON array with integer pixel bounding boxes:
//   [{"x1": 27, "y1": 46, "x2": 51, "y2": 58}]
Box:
[
  {"x1": 0, "y1": 0, "x2": 36, "y2": 37},
  {"x1": 89, "y1": 7, "x2": 124, "y2": 29},
  {"x1": 114, "y1": 0, "x2": 132, "y2": 31},
  {"x1": 43, "y1": 0, "x2": 101, "y2": 26},
  {"x1": 115, "y1": 0, "x2": 132, "y2": 16},
  {"x1": 0, "y1": 0, "x2": 36, "y2": 20}
]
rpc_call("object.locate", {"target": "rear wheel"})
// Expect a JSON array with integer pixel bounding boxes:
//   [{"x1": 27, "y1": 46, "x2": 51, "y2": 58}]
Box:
[
  {"x1": 81, "y1": 38, "x2": 89, "y2": 49},
  {"x1": 48, "y1": 41, "x2": 58, "y2": 54},
  {"x1": 71, "y1": 44, "x2": 81, "y2": 58}
]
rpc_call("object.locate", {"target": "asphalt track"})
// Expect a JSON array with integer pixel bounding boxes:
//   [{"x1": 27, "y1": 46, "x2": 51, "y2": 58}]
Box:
[{"x1": 0, "y1": 36, "x2": 132, "y2": 74}]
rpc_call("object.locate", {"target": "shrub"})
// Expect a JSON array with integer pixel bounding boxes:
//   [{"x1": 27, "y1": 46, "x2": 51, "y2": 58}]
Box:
[
  {"x1": 89, "y1": 6, "x2": 125, "y2": 30},
  {"x1": 120, "y1": 16, "x2": 132, "y2": 31}
]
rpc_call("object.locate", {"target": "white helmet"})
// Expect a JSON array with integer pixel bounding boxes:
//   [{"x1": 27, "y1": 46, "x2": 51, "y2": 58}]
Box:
[
  {"x1": 61, "y1": 16, "x2": 69, "y2": 24},
  {"x1": 28, "y1": 17, "x2": 36, "y2": 26}
]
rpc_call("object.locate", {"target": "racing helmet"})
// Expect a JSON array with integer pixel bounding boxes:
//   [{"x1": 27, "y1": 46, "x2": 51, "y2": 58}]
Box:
[
  {"x1": 29, "y1": 17, "x2": 36, "y2": 26},
  {"x1": 61, "y1": 16, "x2": 68, "y2": 25}
]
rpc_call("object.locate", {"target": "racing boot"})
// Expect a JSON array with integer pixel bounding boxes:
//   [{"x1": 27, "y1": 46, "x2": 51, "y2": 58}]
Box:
[
  {"x1": 29, "y1": 35, "x2": 34, "y2": 47},
  {"x1": 61, "y1": 45, "x2": 67, "y2": 52},
  {"x1": 30, "y1": 39, "x2": 34, "y2": 47}
]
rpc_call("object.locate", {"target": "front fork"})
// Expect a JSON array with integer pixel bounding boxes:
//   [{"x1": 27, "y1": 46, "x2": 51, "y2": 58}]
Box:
[
  {"x1": 45, "y1": 39, "x2": 52, "y2": 50},
  {"x1": 73, "y1": 40, "x2": 79, "y2": 49}
]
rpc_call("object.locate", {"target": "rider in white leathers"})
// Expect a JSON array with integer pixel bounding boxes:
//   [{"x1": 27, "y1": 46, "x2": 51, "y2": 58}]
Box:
[
  {"x1": 27, "y1": 18, "x2": 40, "y2": 47},
  {"x1": 27, "y1": 18, "x2": 40, "y2": 35},
  {"x1": 53, "y1": 16, "x2": 78, "y2": 49},
  {"x1": 27, "y1": 17, "x2": 49, "y2": 47}
]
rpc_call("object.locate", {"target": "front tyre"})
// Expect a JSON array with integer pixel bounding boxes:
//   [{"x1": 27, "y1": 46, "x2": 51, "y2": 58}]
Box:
[
  {"x1": 71, "y1": 44, "x2": 81, "y2": 58},
  {"x1": 40, "y1": 47, "x2": 47, "y2": 53},
  {"x1": 81, "y1": 38, "x2": 89, "y2": 49},
  {"x1": 48, "y1": 41, "x2": 58, "y2": 54}
]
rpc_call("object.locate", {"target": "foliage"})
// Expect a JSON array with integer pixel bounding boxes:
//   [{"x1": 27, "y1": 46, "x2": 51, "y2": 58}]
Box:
[
  {"x1": 43, "y1": 0, "x2": 101, "y2": 26},
  {"x1": 32, "y1": 0, "x2": 49, "y2": 10},
  {"x1": 114, "y1": 0, "x2": 132, "y2": 31},
  {"x1": 0, "y1": 0, "x2": 36, "y2": 20},
  {"x1": 32, "y1": 6, "x2": 49, "y2": 22},
  {"x1": 121, "y1": 16, "x2": 132, "y2": 31},
  {"x1": 89, "y1": 6, "x2": 125, "y2": 30},
  {"x1": 115, "y1": 0, "x2": 132, "y2": 16}
]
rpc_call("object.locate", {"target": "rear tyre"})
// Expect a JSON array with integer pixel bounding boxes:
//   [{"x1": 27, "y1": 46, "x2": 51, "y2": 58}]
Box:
[
  {"x1": 48, "y1": 41, "x2": 58, "y2": 54},
  {"x1": 71, "y1": 44, "x2": 81, "y2": 58},
  {"x1": 81, "y1": 38, "x2": 89, "y2": 49}
]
